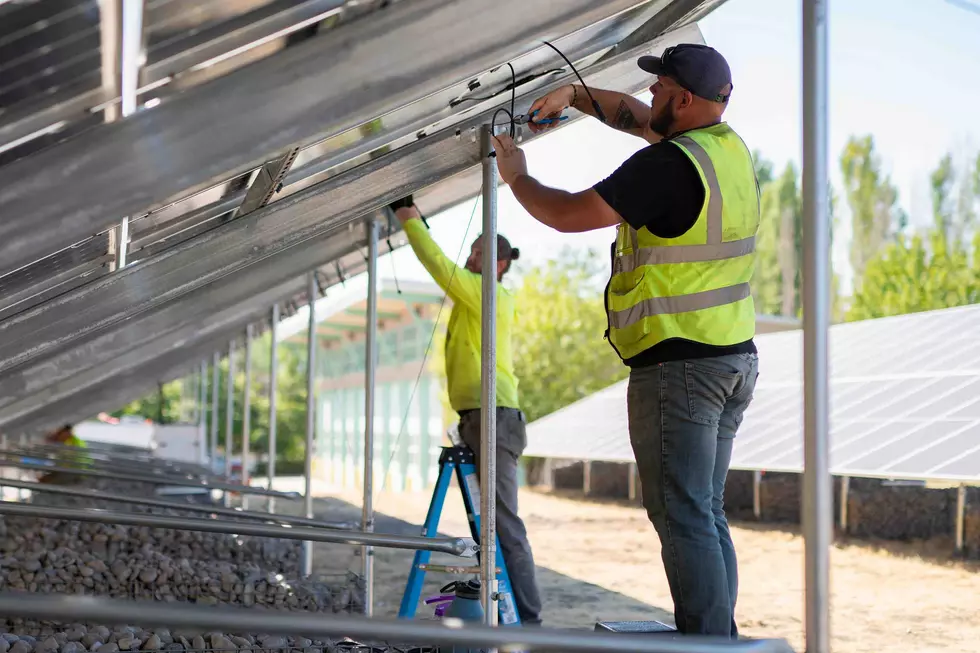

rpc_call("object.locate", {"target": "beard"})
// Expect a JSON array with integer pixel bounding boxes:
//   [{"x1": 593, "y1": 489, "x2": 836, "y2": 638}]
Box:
[{"x1": 648, "y1": 97, "x2": 676, "y2": 138}]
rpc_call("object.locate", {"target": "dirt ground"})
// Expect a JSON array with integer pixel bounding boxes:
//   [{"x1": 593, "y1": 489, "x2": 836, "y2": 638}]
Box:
[{"x1": 274, "y1": 482, "x2": 980, "y2": 653}]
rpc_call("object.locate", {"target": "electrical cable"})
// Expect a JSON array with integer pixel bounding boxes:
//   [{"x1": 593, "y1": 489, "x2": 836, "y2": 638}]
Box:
[
  {"x1": 490, "y1": 63, "x2": 518, "y2": 141},
  {"x1": 541, "y1": 39, "x2": 607, "y2": 124}
]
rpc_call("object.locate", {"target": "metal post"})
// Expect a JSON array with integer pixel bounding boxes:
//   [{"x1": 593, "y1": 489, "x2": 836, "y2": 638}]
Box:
[
  {"x1": 99, "y1": 0, "x2": 122, "y2": 124},
  {"x1": 362, "y1": 217, "x2": 380, "y2": 616},
  {"x1": 224, "y1": 340, "x2": 236, "y2": 508},
  {"x1": 242, "y1": 325, "x2": 254, "y2": 510},
  {"x1": 114, "y1": 0, "x2": 145, "y2": 269},
  {"x1": 753, "y1": 470, "x2": 763, "y2": 520},
  {"x1": 303, "y1": 273, "x2": 318, "y2": 577},
  {"x1": 268, "y1": 303, "x2": 280, "y2": 513},
  {"x1": 801, "y1": 1, "x2": 832, "y2": 652},
  {"x1": 210, "y1": 352, "x2": 220, "y2": 472},
  {"x1": 583, "y1": 461, "x2": 592, "y2": 495},
  {"x1": 839, "y1": 476, "x2": 849, "y2": 533},
  {"x1": 627, "y1": 463, "x2": 637, "y2": 501},
  {"x1": 954, "y1": 484, "x2": 967, "y2": 555},
  {"x1": 479, "y1": 124, "x2": 498, "y2": 627},
  {"x1": 198, "y1": 360, "x2": 208, "y2": 465}
]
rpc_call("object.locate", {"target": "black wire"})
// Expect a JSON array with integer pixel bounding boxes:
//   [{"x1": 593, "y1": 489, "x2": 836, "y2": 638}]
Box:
[
  {"x1": 507, "y1": 62, "x2": 516, "y2": 138},
  {"x1": 542, "y1": 39, "x2": 607, "y2": 124},
  {"x1": 489, "y1": 63, "x2": 518, "y2": 156}
]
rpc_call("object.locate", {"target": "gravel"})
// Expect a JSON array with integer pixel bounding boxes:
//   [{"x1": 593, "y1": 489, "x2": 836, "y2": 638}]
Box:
[{"x1": 0, "y1": 476, "x2": 374, "y2": 652}]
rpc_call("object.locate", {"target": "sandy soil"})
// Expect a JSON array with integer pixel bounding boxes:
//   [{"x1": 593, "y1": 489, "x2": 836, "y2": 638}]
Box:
[{"x1": 268, "y1": 481, "x2": 980, "y2": 653}]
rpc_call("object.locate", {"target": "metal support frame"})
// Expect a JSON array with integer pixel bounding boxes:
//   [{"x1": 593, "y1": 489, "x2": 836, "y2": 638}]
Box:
[
  {"x1": 0, "y1": 477, "x2": 353, "y2": 530},
  {"x1": 0, "y1": 458, "x2": 300, "y2": 499},
  {"x1": 753, "y1": 470, "x2": 763, "y2": 520},
  {"x1": 0, "y1": 448, "x2": 212, "y2": 481},
  {"x1": 362, "y1": 216, "x2": 380, "y2": 616},
  {"x1": 198, "y1": 359, "x2": 208, "y2": 464},
  {"x1": 210, "y1": 352, "x2": 220, "y2": 470},
  {"x1": 224, "y1": 340, "x2": 237, "y2": 506},
  {"x1": 0, "y1": 229, "x2": 377, "y2": 432},
  {"x1": 954, "y1": 484, "x2": 967, "y2": 554},
  {"x1": 583, "y1": 461, "x2": 593, "y2": 496},
  {"x1": 0, "y1": 0, "x2": 661, "y2": 277},
  {"x1": 801, "y1": 1, "x2": 832, "y2": 652},
  {"x1": 112, "y1": 0, "x2": 146, "y2": 271},
  {"x1": 0, "y1": 593, "x2": 794, "y2": 653},
  {"x1": 242, "y1": 325, "x2": 254, "y2": 510},
  {"x1": 236, "y1": 149, "x2": 301, "y2": 217},
  {"x1": 0, "y1": 502, "x2": 474, "y2": 557},
  {"x1": 303, "y1": 272, "x2": 318, "y2": 577},
  {"x1": 0, "y1": 30, "x2": 695, "y2": 390},
  {"x1": 269, "y1": 303, "x2": 280, "y2": 512},
  {"x1": 479, "y1": 124, "x2": 498, "y2": 628}
]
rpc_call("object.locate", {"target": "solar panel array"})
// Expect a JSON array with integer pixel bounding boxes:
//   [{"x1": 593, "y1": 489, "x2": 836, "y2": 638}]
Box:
[
  {"x1": 524, "y1": 305, "x2": 980, "y2": 482},
  {"x1": 0, "y1": 0, "x2": 717, "y2": 435}
]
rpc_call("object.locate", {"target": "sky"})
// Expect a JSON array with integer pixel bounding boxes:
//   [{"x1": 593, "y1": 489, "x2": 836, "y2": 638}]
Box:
[{"x1": 314, "y1": 0, "x2": 980, "y2": 315}]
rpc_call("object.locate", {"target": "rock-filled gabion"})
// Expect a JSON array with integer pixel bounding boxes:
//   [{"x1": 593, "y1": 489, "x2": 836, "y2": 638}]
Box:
[
  {"x1": 0, "y1": 625, "x2": 434, "y2": 653},
  {"x1": 0, "y1": 474, "x2": 373, "y2": 652}
]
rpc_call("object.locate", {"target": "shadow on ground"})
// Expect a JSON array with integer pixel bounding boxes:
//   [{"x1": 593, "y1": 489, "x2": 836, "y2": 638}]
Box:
[{"x1": 306, "y1": 495, "x2": 674, "y2": 630}]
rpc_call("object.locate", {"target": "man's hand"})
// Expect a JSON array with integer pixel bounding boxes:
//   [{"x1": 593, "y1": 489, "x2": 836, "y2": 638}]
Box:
[
  {"x1": 388, "y1": 195, "x2": 420, "y2": 223},
  {"x1": 490, "y1": 134, "x2": 528, "y2": 185},
  {"x1": 393, "y1": 205, "x2": 421, "y2": 224},
  {"x1": 526, "y1": 85, "x2": 575, "y2": 134}
]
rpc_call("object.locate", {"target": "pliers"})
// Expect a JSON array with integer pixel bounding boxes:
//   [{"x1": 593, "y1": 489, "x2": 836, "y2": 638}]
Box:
[{"x1": 513, "y1": 111, "x2": 569, "y2": 126}]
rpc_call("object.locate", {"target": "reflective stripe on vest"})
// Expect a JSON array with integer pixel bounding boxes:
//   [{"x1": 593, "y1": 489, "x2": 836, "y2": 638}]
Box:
[
  {"x1": 615, "y1": 136, "x2": 756, "y2": 278},
  {"x1": 609, "y1": 283, "x2": 751, "y2": 330},
  {"x1": 605, "y1": 122, "x2": 759, "y2": 360}
]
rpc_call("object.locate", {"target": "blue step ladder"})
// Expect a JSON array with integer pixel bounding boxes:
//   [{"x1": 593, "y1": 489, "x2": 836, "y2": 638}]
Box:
[{"x1": 398, "y1": 445, "x2": 521, "y2": 626}]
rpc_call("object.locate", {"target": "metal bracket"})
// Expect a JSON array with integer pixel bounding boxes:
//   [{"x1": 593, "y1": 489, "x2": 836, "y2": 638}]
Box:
[{"x1": 235, "y1": 147, "x2": 301, "y2": 217}]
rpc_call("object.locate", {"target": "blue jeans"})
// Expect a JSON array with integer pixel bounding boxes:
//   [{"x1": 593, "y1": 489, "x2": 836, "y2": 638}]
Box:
[{"x1": 626, "y1": 353, "x2": 759, "y2": 638}]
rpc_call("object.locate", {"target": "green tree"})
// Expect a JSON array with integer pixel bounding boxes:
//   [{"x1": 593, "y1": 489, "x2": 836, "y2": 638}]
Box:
[
  {"x1": 847, "y1": 229, "x2": 980, "y2": 321},
  {"x1": 953, "y1": 151, "x2": 980, "y2": 242},
  {"x1": 752, "y1": 160, "x2": 805, "y2": 318},
  {"x1": 930, "y1": 153, "x2": 956, "y2": 237},
  {"x1": 840, "y1": 135, "x2": 905, "y2": 281},
  {"x1": 510, "y1": 247, "x2": 626, "y2": 423}
]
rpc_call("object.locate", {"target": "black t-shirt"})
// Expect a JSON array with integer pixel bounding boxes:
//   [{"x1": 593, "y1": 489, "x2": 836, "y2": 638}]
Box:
[{"x1": 593, "y1": 137, "x2": 757, "y2": 368}]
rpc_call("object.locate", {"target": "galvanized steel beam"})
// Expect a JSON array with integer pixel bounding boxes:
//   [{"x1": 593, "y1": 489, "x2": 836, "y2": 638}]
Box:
[
  {"x1": 0, "y1": 0, "x2": 661, "y2": 275},
  {"x1": 0, "y1": 27, "x2": 695, "y2": 378}
]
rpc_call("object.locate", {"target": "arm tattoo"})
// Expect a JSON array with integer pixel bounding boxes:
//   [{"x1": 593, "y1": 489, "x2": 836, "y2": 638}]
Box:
[{"x1": 612, "y1": 100, "x2": 641, "y2": 131}]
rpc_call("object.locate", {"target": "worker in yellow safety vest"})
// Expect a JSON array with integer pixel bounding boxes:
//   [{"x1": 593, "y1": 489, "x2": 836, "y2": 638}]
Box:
[
  {"x1": 41, "y1": 424, "x2": 90, "y2": 478},
  {"x1": 490, "y1": 44, "x2": 760, "y2": 638},
  {"x1": 388, "y1": 195, "x2": 543, "y2": 626}
]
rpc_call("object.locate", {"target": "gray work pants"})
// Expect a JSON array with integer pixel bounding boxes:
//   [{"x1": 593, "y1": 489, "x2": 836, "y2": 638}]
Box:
[
  {"x1": 458, "y1": 407, "x2": 543, "y2": 625},
  {"x1": 627, "y1": 353, "x2": 759, "y2": 638}
]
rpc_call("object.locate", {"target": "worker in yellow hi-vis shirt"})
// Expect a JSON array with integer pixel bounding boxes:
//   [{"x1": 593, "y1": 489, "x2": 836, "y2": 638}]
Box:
[
  {"x1": 40, "y1": 424, "x2": 90, "y2": 481},
  {"x1": 390, "y1": 196, "x2": 542, "y2": 626}
]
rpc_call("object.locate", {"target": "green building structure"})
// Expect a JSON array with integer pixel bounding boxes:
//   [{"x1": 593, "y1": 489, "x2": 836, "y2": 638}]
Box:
[{"x1": 289, "y1": 277, "x2": 450, "y2": 492}]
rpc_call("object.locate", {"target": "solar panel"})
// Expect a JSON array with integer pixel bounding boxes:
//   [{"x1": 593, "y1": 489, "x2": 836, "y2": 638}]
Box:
[
  {"x1": 526, "y1": 305, "x2": 980, "y2": 482},
  {"x1": 0, "y1": 0, "x2": 721, "y2": 435}
]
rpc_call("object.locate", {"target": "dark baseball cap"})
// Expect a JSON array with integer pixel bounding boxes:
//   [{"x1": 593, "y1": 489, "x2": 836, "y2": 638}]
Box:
[{"x1": 638, "y1": 44, "x2": 733, "y2": 103}]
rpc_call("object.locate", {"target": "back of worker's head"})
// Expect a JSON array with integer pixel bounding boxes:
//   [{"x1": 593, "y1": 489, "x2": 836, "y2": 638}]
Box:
[{"x1": 466, "y1": 234, "x2": 520, "y2": 280}]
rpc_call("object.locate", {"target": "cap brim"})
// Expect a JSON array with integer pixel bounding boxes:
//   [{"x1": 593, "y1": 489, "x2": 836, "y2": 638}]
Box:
[{"x1": 637, "y1": 55, "x2": 666, "y2": 75}]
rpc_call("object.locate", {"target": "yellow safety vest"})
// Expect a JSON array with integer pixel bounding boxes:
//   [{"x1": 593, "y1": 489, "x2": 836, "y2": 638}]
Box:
[{"x1": 605, "y1": 122, "x2": 760, "y2": 361}]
